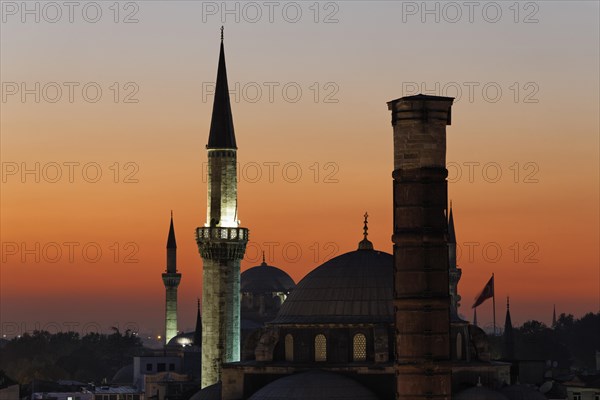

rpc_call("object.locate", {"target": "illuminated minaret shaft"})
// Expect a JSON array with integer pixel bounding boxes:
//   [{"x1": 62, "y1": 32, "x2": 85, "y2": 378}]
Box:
[
  {"x1": 196, "y1": 27, "x2": 249, "y2": 388},
  {"x1": 162, "y1": 212, "x2": 181, "y2": 345}
]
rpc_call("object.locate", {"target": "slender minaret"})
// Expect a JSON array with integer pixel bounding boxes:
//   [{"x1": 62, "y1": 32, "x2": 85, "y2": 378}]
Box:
[
  {"x1": 196, "y1": 27, "x2": 249, "y2": 388},
  {"x1": 162, "y1": 212, "x2": 181, "y2": 345},
  {"x1": 503, "y1": 297, "x2": 515, "y2": 359},
  {"x1": 388, "y1": 94, "x2": 454, "y2": 400},
  {"x1": 448, "y1": 202, "x2": 462, "y2": 318},
  {"x1": 473, "y1": 308, "x2": 478, "y2": 326},
  {"x1": 552, "y1": 304, "x2": 557, "y2": 327}
]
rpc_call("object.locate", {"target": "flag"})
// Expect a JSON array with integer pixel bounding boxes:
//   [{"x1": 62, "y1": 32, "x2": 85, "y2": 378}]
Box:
[{"x1": 472, "y1": 274, "x2": 494, "y2": 308}]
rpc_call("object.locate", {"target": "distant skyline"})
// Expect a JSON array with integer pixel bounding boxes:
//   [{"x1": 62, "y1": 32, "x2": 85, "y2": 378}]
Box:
[{"x1": 1, "y1": 1, "x2": 598, "y2": 336}]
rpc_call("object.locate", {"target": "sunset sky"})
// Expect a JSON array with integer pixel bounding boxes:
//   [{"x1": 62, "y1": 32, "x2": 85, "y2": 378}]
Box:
[{"x1": 1, "y1": 1, "x2": 598, "y2": 338}]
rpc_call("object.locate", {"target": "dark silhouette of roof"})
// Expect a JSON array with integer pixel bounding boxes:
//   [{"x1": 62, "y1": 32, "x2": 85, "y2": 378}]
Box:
[
  {"x1": 0, "y1": 370, "x2": 17, "y2": 389},
  {"x1": 500, "y1": 384, "x2": 547, "y2": 400},
  {"x1": 543, "y1": 381, "x2": 567, "y2": 399},
  {"x1": 207, "y1": 34, "x2": 236, "y2": 149},
  {"x1": 241, "y1": 261, "x2": 296, "y2": 294},
  {"x1": 388, "y1": 93, "x2": 456, "y2": 103},
  {"x1": 455, "y1": 386, "x2": 509, "y2": 400},
  {"x1": 271, "y1": 248, "x2": 393, "y2": 325},
  {"x1": 248, "y1": 370, "x2": 380, "y2": 400}
]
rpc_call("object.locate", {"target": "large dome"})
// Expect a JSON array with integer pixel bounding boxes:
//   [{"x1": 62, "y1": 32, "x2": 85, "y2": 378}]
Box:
[
  {"x1": 271, "y1": 248, "x2": 393, "y2": 324},
  {"x1": 248, "y1": 370, "x2": 380, "y2": 400},
  {"x1": 241, "y1": 261, "x2": 296, "y2": 293}
]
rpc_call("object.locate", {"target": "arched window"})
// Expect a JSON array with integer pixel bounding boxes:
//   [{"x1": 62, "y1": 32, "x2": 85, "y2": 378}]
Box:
[
  {"x1": 456, "y1": 332, "x2": 463, "y2": 360},
  {"x1": 284, "y1": 334, "x2": 294, "y2": 361},
  {"x1": 315, "y1": 334, "x2": 327, "y2": 362},
  {"x1": 353, "y1": 333, "x2": 367, "y2": 361}
]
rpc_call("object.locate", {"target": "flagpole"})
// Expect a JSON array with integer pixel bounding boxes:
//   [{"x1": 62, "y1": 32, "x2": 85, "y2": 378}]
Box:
[{"x1": 492, "y1": 273, "x2": 496, "y2": 336}]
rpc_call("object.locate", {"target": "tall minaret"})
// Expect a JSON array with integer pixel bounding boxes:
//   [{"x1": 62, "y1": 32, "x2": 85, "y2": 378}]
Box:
[
  {"x1": 552, "y1": 304, "x2": 557, "y2": 327},
  {"x1": 388, "y1": 94, "x2": 454, "y2": 400},
  {"x1": 196, "y1": 27, "x2": 249, "y2": 388},
  {"x1": 448, "y1": 203, "x2": 463, "y2": 318},
  {"x1": 162, "y1": 212, "x2": 181, "y2": 345}
]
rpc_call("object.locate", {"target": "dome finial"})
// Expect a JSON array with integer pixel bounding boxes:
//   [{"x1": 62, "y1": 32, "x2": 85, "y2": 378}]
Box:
[
  {"x1": 261, "y1": 251, "x2": 267, "y2": 266},
  {"x1": 220, "y1": 25, "x2": 224, "y2": 42},
  {"x1": 358, "y1": 212, "x2": 374, "y2": 250}
]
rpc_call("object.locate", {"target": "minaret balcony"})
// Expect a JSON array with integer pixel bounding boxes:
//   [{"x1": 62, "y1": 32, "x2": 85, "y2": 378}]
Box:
[
  {"x1": 195, "y1": 227, "x2": 249, "y2": 242},
  {"x1": 196, "y1": 227, "x2": 249, "y2": 261},
  {"x1": 162, "y1": 272, "x2": 181, "y2": 288}
]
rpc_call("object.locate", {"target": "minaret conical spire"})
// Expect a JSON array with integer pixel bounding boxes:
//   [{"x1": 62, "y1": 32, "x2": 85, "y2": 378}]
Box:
[
  {"x1": 447, "y1": 202, "x2": 462, "y2": 318},
  {"x1": 194, "y1": 298, "x2": 202, "y2": 346},
  {"x1": 166, "y1": 212, "x2": 177, "y2": 273},
  {"x1": 503, "y1": 296, "x2": 515, "y2": 359},
  {"x1": 167, "y1": 210, "x2": 177, "y2": 249},
  {"x1": 448, "y1": 201, "x2": 456, "y2": 244},
  {"x1": 207, "y1": 26, "x2": 236, "y2": 149},
  {"x1": 552, "y1": 304, "x2": 557, "y2": 327}
]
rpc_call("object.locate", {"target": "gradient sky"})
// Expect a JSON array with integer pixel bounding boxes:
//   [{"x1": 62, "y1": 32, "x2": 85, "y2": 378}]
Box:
[{"x1": 1, "y1": 1, "x2": 598, "y2": 338}]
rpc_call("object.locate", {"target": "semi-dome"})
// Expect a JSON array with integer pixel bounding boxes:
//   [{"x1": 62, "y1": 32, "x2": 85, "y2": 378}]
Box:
[
  {"x1": 455, "y1": 386, "x2": 509, "y2": 400},
  {"x1": 111, "y1": 364, "x2": 133, "y2": 385},
  {"x1": 272, "y1": 246, "x2": 393, "y2": 325},
  {"x1": 248, "y1": 370, "x2": 380, "y2": 400},
  {"x1": 241, "y1": 259, "x2": 296, "y2": 294},
  {"x1": 500, "y1": 384, "x2": 546, "y2": 400}
]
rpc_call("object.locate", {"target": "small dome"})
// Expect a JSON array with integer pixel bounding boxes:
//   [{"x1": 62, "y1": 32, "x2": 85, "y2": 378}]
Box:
[
  {"x1": 167, "y1": 331, "x2": 196, "y2": 347},
  {"x1": 500, "y1": 384, "x2": 546, "y2": 400},
  {"x1": 241, "y1": 262, "x2": 296, "y2": 294},
  {"x1": 455, "y1": 386, "x2": 509, "y2": 400},
  {"x1": 111, "y1": 364, "x2": 133, "y2": 385},
  {"x1": 248, "y1": 370, "x2": 380, "y2": 400},
  {"x1": 272, "y1": 249, "x2": 393, "y2": 324},
  {"x1": 189, "y1": 382, "x2": 221, "y2": 400}
]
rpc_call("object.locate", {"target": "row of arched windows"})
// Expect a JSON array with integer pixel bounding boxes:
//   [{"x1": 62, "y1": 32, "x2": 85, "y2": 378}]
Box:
[{"x1": 284, "y1": 333, "x2": 367, "y2": 362}]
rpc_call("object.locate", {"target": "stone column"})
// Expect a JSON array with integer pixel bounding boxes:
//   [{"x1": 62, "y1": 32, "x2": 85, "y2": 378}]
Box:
[{"x1": 388, "y1": 95, "x2": 454, "y2": 400}]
